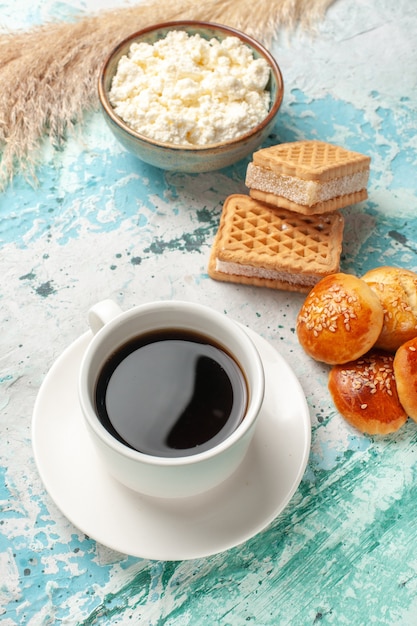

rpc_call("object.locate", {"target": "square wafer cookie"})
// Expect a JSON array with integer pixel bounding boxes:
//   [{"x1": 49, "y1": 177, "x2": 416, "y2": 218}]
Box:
[
  {"x1": 245, "y1": 140, "x2": 370, "y2": 214},
  {"x1": 208, "y1": 194, "x2": 344, "y2": 293},
  {"x1": 249, "y1": 187, "x2": 368, "y2": 216}
]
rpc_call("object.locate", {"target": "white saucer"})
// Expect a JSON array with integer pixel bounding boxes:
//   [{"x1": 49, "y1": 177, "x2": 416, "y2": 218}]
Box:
[{"x1": 32, "y1": 326, "x2": 311, "y2": 561}]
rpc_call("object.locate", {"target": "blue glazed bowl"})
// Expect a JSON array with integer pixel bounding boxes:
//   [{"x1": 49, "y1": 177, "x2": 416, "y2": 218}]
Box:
[{"x1": 98, "y1": 21, "x2": 284, "y2": 173}]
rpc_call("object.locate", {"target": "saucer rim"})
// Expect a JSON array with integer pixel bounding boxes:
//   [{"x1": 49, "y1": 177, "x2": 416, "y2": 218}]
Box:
[{"x1": 32, "y1": 325, "x2": 311, "y2": 560}]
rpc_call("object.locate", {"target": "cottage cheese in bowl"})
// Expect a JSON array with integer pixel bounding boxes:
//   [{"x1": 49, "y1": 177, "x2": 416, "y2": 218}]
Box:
[
  {"x1": 108, "y1": 30, "x2": 271, "y2": 147},
  {"x1": 98, "y1": 21, "x2": 284, "y2": 172}
]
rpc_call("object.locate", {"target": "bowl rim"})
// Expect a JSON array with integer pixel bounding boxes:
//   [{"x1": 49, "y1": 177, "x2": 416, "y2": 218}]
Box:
[{"x1": 98, "y1": 20, "x2": 284, "y2": 152}]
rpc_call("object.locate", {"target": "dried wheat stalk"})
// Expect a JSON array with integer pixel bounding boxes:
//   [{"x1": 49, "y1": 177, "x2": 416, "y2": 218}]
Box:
[{"x1": 0, "y1": 0, "x2": 335, "y2": 188}]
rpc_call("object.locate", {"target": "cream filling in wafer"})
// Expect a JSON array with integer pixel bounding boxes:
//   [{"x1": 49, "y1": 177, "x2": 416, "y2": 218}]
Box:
[
  {"x1": 246, "y1": 163, "x2": 369, "y2": 207},
  {"x1": 215, "y1": 259, "x2": 318, "y2": 286}
]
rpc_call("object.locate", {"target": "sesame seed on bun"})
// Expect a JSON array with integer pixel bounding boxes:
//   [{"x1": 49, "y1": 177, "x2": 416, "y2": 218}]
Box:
[
  {"x1": 362, "y1": 266, "x2": 417, "y2": 352},
  {"x1": 328, "y1": 351, "x2": 408, "y2": 435},
  {"x1": 296, "y1": 273, "x2": 384, "y2": 364}
]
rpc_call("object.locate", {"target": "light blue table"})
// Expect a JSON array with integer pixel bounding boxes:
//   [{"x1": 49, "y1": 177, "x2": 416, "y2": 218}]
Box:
[{"x1": 2, "y1": 1, "x2": 417, "y2": 623}]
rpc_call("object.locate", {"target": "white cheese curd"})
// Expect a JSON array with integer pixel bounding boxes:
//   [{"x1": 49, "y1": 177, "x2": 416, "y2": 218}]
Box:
[{"x1": 109, "y1": 30, "x2": 271, "y2": 146}]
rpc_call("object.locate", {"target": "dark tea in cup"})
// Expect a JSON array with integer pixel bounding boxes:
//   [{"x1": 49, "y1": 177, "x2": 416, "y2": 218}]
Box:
[{"x1": 95, "y1": 329, "x2": 248, "y2": 457}]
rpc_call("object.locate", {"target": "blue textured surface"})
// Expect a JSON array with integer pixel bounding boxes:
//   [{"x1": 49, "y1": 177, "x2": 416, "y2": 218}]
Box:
[{"x1": 2, "y1": 1, "x2": 417, "y2": 624}]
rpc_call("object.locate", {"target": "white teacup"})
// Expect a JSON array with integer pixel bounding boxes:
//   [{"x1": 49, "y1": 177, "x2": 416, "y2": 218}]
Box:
[{"x1": 78, "y1": 299, "x2": 265, "y2": 498}]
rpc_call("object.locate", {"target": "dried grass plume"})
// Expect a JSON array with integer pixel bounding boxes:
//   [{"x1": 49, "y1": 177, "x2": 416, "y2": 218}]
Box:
[{"x1": 0, "y1": 0, "x2": 336, "y2": 188}]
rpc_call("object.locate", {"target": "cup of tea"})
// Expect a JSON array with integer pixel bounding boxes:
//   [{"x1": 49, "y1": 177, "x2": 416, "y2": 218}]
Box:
[{"x1": 78, "y1": 299, "x2": 265, "y2": 498}]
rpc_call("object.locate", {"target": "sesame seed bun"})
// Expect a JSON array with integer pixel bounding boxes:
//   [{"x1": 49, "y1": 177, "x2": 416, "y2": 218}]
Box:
[
  {"x1": 393, "y1": 337, "x2": 417, "y2": 421},
  {"x1": 328, "y1": 351, "x2": 408, "y2": 435},
  {"x1": 361, "y1": 266, "x2": 417, "y2": 351},
  {"x1": 296, "y1": 273, "x2": 384, "y2": 364}
]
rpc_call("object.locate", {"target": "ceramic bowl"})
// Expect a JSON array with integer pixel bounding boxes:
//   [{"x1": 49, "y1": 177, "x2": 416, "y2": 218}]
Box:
[{"x1": 98, "y1": 21, "x2": 284, "y2": 173}]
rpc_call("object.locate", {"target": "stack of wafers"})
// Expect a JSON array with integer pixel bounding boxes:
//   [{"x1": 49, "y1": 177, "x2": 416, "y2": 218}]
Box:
[{"x1": 208, "y1": 140, "x2": 370, "y2": 293}]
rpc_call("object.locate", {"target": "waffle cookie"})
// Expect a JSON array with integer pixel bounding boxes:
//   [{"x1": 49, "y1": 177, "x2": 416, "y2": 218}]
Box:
[
  {"x1": 245, "y1": 140, "x2": 370, "y2": 215},
  {"x1": 208, "y1": 194, "x2": 344, "y2": 293}
]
